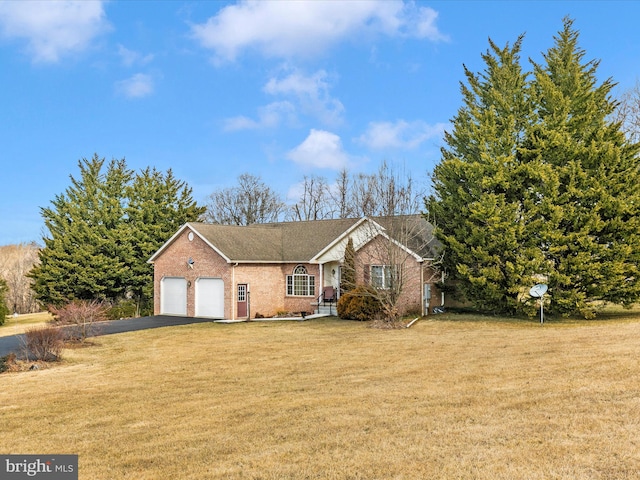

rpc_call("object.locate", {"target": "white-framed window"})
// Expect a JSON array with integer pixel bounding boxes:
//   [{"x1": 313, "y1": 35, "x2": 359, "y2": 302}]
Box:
[
  {"x1": 286, "y1": 265, "x2": 316, "y2": 296},
  {"x1": 237, "y1": 284, "x2": 246, "y2": 302},
  {"x1": 370, "y1": 265, "x2": 398, "y2": 290}
]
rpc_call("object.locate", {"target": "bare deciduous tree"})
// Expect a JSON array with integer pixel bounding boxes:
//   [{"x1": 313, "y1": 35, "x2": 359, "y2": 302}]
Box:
[
  {"x1": 349, "y1": 172, "x2": 378, "y2": 218},
  {"x1": 203, "y1": 163, "x2": 427, "y2": 227},
  {"x1": 330, "y1": 168, "x2": 354, "y2": 219},
  {"x1": 202, "y1": 173, "x2": 286, "y2": 225},
  {"x1": 348, "y1": 161, "x2": 424, "y2": 218},
  {"x1": 286, "y1": 174, "x2": 333, "y2": 221},
  {"x1": 354, "y1": 215, "x2": 442, "y2": 323},
  {"x1": 282, "y1": 162, "x2": 427, "y2": 223},
  {"x1": 0, "y1": 242, "x2": 40, "y2": 314},
  {"x1": 613, "y1": 80, "x2": 640, "y2": 143}
]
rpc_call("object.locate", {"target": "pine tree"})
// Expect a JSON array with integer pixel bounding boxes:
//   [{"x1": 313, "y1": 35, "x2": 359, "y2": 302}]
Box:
[
  {"x1": 30, "y1": 156, "x2": 205, "y2": 312},
  {"x1": 427, "y1": 36, "x2": 544, "y2": 314},
  {"x1": 428, "y1": 18, "x2": 640, "y2": 318},
  {"x1": 525, "y1": 18, "x2": 640, "y2": 317},
  {"x1": 31, "y1": 155, "x2": 132, "y2": 306},
  {"x1": 126, "y1": 167, "x2": 205, "y2": 314}
]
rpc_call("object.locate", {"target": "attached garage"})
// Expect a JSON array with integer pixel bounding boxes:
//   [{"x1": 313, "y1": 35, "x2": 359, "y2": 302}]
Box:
[
  {"x1": 161, "y1": 277, "x2": 187, "y2": 315},
  {"x1": 195, "y1": 277, "x2": 225, "y2": 318}
]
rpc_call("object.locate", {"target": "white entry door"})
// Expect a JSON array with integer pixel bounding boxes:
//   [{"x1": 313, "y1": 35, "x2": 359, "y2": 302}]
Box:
[
  {"x1": 195, "y1": 278, "x2": 224, "y2": 318},
  {"x1": 161, "y1": 277, "x2": 187, "y2": 315}
]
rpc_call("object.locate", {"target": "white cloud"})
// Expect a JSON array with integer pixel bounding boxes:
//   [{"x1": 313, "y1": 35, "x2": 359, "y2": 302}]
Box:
[
  {"x1": 287, "y1": 129, "x2": 350, "y2": 170},
  {"x1": 224, "y1": 67, "x2": 344, "y2": 131},
  {"x1": 116, "y1": 73, "x2": 154, "y2": 99},
  {"x1": 264, "y1": 68, "x2": 344, "y2": 126},
  {"x1": 265, "y1": 69, "x2": 327, "y2": 97},
  {"x1": 191, "y1": 0, "x2": 448, "y2": 63},
  {"x1": 357, "y1": 120, "x2": 446, "y2": 150},
  {"x1": 223, "y1": 115, "x2": 262, "y2": 132},
  {"x1": 407, "y1": 3, "x2": 447, "y2": 40},
  {"x1": 117, "y1": 44, "x2": 154, "y2": 67},
  {"x1": 224, "y1": 101, "x2": 296, "y2": 131},
  {"x1": 286, "y1": 180, "x2": 306, "y2": 202},
  {"x1": 0, "y1": 0, "x2": 109, "y2": 63}
]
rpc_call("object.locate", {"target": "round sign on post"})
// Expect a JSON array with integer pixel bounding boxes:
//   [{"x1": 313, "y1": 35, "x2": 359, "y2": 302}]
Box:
[{"x1": 529, "y1": 284, "x2": 548, "y2": 324}]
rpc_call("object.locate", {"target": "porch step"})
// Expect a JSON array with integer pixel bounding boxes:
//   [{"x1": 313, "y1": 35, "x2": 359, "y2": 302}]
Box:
[{"x1": 315, "y1": 304, "x2": 337, "y2": 316}]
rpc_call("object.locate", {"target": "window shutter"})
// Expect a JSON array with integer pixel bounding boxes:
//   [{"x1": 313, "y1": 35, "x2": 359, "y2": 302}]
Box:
[{"x1": 363, "y1": 264, "x2": 370, "y2": 284}]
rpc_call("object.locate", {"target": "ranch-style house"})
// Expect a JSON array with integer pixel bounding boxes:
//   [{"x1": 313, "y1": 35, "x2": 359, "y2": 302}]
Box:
[{"x1": 149, "y1": 215, "x2": 443, "y2": 320}]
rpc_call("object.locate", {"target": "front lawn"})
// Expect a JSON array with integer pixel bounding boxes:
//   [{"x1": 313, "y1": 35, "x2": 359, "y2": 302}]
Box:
[
  {"x1": 0, "y1": 311, "x2": 52, "y2": 337},
  {"x1": 1, "y1": 315, "x2": 638, "y2": 479}
]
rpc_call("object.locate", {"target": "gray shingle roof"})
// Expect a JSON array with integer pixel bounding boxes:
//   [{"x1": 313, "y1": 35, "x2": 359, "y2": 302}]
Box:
[{"x1": 186, "y1": 215, "x2": 439, "y2": 263}]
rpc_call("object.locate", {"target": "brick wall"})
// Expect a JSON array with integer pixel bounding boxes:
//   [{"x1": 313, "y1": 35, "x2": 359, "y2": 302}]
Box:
[
  {"x1": 355, "y1": 235, "x2": 429, "y2": 316},
  {"x1": 153, "y1": 227, "x2": 321, "y2": 319},
  {"x1": 233, "y1": 263, "x2": 319, "y2": 318},
  {"x1": 153, "y1": 228, "x2": 232, "y2": 317},
  {"x1": 153, "y1": 226, "x2": 438, "y2": 319}
]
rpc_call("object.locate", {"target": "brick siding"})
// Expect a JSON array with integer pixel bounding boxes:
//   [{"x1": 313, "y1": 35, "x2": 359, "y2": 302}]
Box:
[
  {"x1": 153, "y1": 225, "x2": 438, "y2": 319},
  {"x1": 153, "y1": 228, "x2": 232, "y2": 317},
  {"x1": 154, "y1": 227, "x2": 322, "y2": 319}
]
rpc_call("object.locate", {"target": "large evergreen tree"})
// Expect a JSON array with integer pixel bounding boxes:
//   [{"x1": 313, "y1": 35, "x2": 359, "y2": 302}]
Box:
[
  {"x1": 525, "y1": 19, "x2": 640, "y2": 317},
  {"x1": 427, "y1": 35, "x2": 544, "y2": 314},
  {"x1": 427, "y1": 18, "x2": 640, "y2": 318},
  {"x1": 31, "y1": 155, "x2": 204, "y2": 312},
  {"x1": 126, "y1": 167, "x2": 205, "y2": 314},
  {"x1": 31, "y1": 155, "x2": 132, "y2": 305}
]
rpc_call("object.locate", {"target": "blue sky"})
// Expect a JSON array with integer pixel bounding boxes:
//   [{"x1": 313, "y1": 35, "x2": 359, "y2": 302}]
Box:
[{"x1": 1, "y1": 1, "x2": 638, "y2": 246}]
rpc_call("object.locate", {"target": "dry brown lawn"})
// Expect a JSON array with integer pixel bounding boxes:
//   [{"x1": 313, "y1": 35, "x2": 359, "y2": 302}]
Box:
[
  {"x1": 0, "y1": 311, "x2": 51, "y2": 337},
  {"x1": 1, "y1": 315, "x2": 639, "y2": 479}
]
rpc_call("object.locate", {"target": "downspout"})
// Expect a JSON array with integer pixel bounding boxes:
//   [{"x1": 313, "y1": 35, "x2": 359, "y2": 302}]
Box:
[
  {"x1": 232, "y1": 262, "x2": 238, "y2": 320},
  {"x1": 318, "y1": 262, "x2": 324, "y2": 314},
  {"x1": 406, "y1": 317, "x2": 420, "y2": 328},
  {"x1": 421, "y1": 260, "x2": 425, "y2": 317}
]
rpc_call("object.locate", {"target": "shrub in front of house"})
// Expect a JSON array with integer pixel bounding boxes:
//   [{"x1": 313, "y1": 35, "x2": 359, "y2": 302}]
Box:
[{"x1": 337, "y1": 285, "x2": 382, "y2": 321}]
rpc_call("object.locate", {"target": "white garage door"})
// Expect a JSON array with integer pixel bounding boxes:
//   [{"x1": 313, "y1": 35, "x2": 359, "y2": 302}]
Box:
[
  {"x1": 161, "y1": 277, "x2": 187, "y2": 316},
  {"x1": 195, "y1": 277, "x2": 224, "y2": 318}
]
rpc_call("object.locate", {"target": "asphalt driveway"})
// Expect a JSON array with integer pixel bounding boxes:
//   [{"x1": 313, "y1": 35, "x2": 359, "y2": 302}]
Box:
[{"x1": 0, "y1": 315, "x2": 216, "y2": 358}]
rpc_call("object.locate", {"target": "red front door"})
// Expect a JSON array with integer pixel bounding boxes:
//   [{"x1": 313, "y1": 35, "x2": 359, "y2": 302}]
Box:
[{"x1": 237, "y1": 284, "x2": 248, "y2": 318}]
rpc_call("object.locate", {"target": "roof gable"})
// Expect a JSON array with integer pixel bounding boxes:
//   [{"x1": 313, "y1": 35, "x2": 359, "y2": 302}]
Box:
[
  {"x1": 147, "y1": 223, "x2": 233, "y2": 264},
  {"x1": 150, "y1": 215, "x2": 438, "y2": 264}
]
